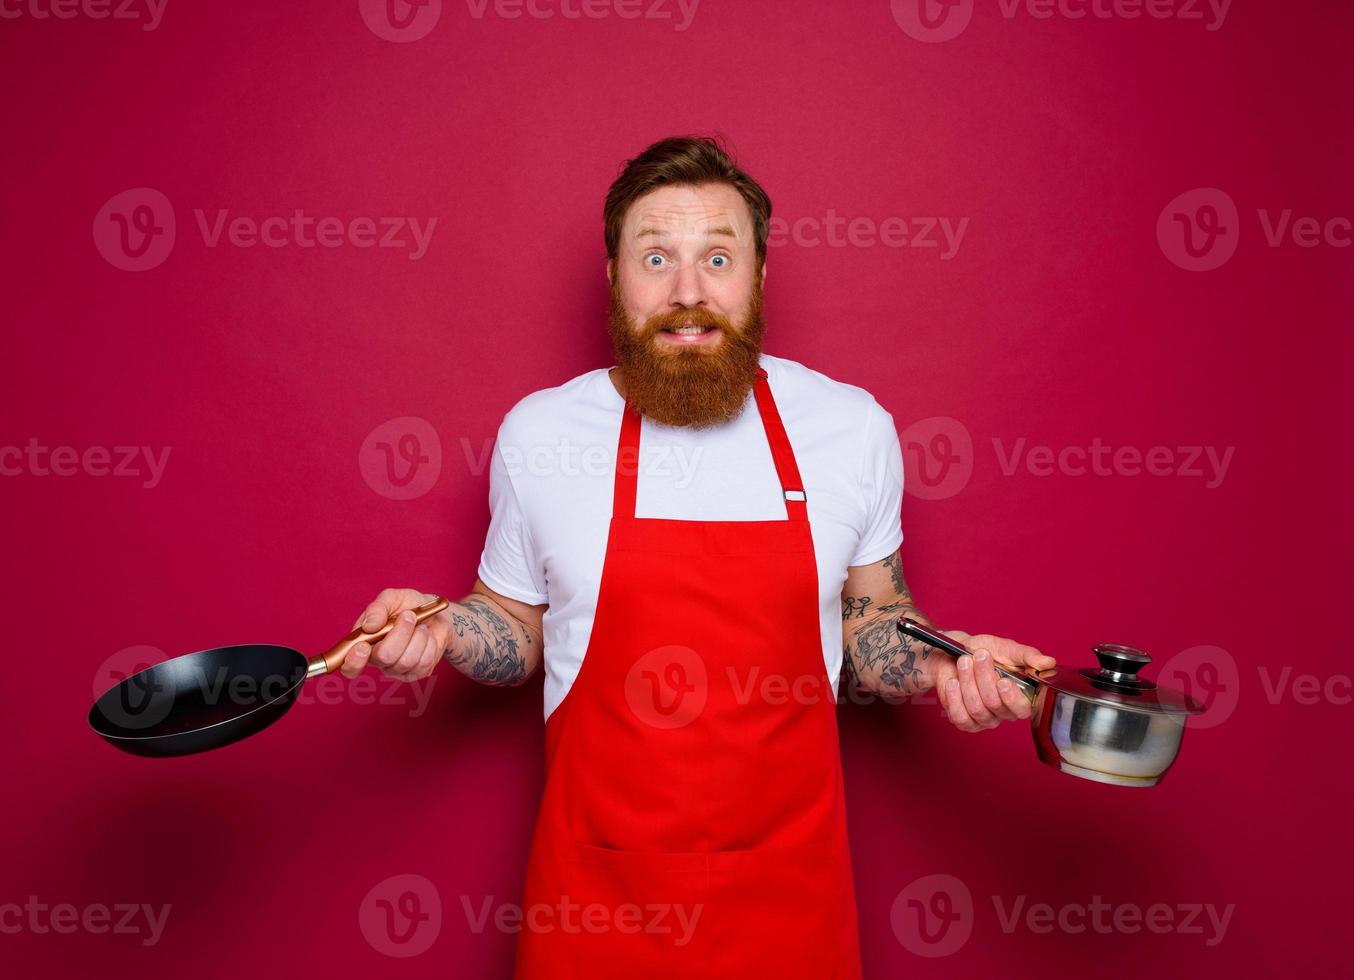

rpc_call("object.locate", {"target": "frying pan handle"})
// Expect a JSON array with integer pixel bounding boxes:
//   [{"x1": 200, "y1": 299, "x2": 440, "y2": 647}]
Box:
[
  {"x1": 307, "y1": 597, "x2": 451, "y2": 677},
  {"x1": 896, "y1": 617, "x2": 1041, "y2": 703}
]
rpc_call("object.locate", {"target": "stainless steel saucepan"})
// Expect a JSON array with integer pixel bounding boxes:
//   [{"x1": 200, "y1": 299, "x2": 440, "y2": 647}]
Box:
[{"x1": 897, "y1": 618, "x2": 1205, "y2": 787}]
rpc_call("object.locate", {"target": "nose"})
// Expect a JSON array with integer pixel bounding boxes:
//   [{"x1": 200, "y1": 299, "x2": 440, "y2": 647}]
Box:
[{"x1": 666, "y1": 258, "x2": 707, "y2": 310}]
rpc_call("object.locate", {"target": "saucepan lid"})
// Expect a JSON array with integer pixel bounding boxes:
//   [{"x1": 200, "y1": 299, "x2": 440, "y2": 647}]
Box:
[{"x1": 1023, "y1": 643, "x2": 1205, "y2": 715}]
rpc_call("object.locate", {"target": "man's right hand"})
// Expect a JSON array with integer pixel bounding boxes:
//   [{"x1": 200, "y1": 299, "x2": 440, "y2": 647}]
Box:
[{"x1": 343, "y1": 588, "x2": 450, "y2": 682}]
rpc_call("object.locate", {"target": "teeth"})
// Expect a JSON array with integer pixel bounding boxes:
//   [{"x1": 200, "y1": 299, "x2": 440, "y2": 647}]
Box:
[{"x1": 673, "y1": 325, "x2": 707, "y2": 335}]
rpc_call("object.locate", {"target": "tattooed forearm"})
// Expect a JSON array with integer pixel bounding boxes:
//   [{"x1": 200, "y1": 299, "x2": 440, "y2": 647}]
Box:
[
  {"x1": 444, "y1": 597, "x2": 531, "y2": 686},
  {"x1": 840, "y1": 548, "x2": 935, "y2": 696},
  {"x1": 844, "y1": 598, "x2": 930, "y2": 695}
]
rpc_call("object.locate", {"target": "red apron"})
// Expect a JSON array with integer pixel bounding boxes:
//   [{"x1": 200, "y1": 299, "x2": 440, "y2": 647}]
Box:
[{"x1": 513, "y1": 368, "x2": 862, "y2": 979}]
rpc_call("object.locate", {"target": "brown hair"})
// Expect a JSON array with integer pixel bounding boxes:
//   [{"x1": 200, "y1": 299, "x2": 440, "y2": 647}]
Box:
[{"x1": 603, "y1": 135, "x2": 772, "y2": 269}]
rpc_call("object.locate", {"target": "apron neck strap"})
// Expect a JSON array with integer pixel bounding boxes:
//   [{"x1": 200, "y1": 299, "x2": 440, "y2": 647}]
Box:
[{"x1": 614, "y1": 368, "x2": 808, "y2": 521}]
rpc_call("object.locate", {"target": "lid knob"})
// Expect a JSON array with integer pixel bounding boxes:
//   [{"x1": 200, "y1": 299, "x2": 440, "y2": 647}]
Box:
[{"x1": 1085, "y1": 643, "x2": 1156, "y2": 691}]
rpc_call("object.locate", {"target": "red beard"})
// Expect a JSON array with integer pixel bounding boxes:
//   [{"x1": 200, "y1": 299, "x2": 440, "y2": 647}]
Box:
[{"x1": 606, "y1": 276, "x2": 766, "y2": 429}]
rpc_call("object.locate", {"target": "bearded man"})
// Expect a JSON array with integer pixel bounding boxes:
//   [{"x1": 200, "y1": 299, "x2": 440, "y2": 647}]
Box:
[{"x1": 342, "y1": 135, "x2": 1054, "y2": 978}]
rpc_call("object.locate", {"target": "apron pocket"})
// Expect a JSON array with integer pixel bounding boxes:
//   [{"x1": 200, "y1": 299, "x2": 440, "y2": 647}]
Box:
[
  {"x1": 560, "y1": 842, "x2": 711, "y2": 978},
  {"x1": 704, "y1": 839, "x2": 857, "y2": 980}
]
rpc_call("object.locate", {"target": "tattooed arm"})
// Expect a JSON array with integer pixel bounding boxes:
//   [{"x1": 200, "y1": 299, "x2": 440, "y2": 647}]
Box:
[
  {"x1": 841, "y1": 549, "x2": 1057, "y2": 730},
  {"x1": 343, "y1": 580, "x2": 545, "y2": 686},
  {"x1": 841, "y1": 549, "x2": 937, "y2": 698},
  {"x1": 442, "y1": 579, "x2": 545, "y2": 686}
]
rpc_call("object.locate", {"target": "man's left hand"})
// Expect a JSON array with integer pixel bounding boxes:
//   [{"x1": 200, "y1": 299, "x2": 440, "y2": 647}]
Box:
[{"x1": 929, "y1": 630, "x2": 1057, "y2": 732}]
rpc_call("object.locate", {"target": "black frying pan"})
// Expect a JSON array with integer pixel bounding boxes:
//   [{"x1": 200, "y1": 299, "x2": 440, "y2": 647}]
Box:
[{"x1": 88, "y1": 597, "x2": 449, "y2": 757}]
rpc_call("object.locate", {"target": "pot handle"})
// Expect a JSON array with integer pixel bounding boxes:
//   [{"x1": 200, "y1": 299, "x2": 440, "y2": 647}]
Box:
[
  {"x1": 897, "y1": 617, "x2": 1042, "y2": 703},
  {"x1": 307, "y1": 597, "x2": 451, "y2": 677}
]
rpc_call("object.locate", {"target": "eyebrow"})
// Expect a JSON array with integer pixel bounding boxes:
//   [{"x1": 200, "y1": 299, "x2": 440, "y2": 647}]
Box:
[{"x1": 635, "y1": 224, "x2": 739, "y2": 241}]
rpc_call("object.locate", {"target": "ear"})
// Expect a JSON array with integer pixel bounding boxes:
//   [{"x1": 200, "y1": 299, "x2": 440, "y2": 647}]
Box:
[
  {"x1": 606, "y1": 259, "x2": 614, "y2": 287},
  {"x1": 759, "y1": 260, "x2": 767, "y2": 285}
]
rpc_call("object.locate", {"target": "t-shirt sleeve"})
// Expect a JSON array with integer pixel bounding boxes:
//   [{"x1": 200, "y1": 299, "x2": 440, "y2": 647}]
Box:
[
  {"x1": 476, "y1": 436, "x2": 549, "y2": 605},
  {"x1": 849, "y1": 400, "x2": 905, "y2": 567}
]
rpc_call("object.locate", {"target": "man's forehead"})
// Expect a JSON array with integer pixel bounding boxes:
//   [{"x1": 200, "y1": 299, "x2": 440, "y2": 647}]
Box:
[{"x1": 626, "y1": 194, "x2": 750, "y2": 240}]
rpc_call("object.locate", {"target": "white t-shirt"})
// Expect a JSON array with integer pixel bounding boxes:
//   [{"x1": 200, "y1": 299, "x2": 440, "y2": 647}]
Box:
[{"x1": 477, "y1": 352, "x2": 905, "y2": 720}]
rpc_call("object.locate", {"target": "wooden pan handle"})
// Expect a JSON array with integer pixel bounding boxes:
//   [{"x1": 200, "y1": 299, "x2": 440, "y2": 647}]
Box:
[{"x1": 307, "y1": 597, "x2": 450, "y2": 677}]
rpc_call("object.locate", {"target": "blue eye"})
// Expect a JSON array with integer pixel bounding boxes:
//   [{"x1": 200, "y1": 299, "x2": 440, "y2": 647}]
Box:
[
  {"x1": 710, "y1": 254, "x2": 728, "y2": 267},
  {"x1": 645, "y1": 254, "x2": 665, "y2": 267}
]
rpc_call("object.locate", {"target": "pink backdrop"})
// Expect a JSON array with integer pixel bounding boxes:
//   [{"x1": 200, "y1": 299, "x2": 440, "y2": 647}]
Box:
[{"x1": 3, "y1": 1, "x2": 1350, "y2": 976}]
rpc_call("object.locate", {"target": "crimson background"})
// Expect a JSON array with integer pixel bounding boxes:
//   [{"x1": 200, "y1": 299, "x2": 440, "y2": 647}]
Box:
[{"x1": 2, "y1": 1, "x2": 1350, "y2": 977}]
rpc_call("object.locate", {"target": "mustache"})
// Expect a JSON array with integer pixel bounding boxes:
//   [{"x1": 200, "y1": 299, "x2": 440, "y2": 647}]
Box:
[{"x1": 640, "y1": 307, "x2": 734, "y2": 337}]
